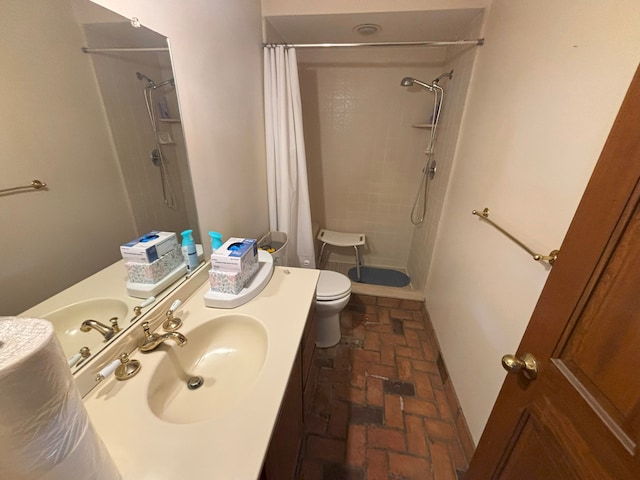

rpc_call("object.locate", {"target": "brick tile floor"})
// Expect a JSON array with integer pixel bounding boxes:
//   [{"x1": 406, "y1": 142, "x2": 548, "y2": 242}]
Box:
[{"x1": 300, "y1": 294, "x2": 468, "y2": 480}]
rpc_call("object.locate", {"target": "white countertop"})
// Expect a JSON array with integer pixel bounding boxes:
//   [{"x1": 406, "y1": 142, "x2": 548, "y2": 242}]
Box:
[{"x1": 83, "y1": 266, "x2": 319, "y2": 480}]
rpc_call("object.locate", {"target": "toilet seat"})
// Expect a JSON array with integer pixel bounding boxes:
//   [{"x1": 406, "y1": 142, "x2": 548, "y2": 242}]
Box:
[{"x1": 316, "y1": 271, "x2": 351, "y2": 301}]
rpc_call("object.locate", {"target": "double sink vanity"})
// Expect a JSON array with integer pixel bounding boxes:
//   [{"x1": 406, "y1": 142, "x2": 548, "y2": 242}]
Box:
[{"x1": 22, "y1": 259, "x2": 320, "y2": 479}]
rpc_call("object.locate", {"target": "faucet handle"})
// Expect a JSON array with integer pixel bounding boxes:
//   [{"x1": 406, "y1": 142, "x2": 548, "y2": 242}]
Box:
[
  {"x1": 95, "y1": 358, "x2": 120, "y2": 382},
  {"x1": 95, "y1": 353, "x2": 141, "y2": 383},
  {"x1": 114, "y1": 353, "x2": 141, "y2": 380},
  {"x1": 163, "y1": 299, "x2": 183, "y2": 332},
  {"x1": 68, "y1": 346, "x2": 91, "y2": 368},
  {"x1": 131, "y1": 296, "x2": 156, "y2": 322}
]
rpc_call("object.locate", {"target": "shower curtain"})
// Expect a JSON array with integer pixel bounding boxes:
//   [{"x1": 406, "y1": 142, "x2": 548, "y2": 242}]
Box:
[{"x1": 263, "y1": 45, "x2": 316, "y2": 268}]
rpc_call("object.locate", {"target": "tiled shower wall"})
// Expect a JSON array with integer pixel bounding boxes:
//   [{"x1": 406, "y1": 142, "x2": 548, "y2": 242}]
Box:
[{"x1": 299, "y1": 48, "x2": 446, "y2": 269}]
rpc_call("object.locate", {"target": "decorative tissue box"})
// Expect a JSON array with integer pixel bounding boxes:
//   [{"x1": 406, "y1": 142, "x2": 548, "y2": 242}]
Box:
[
  {"x1": 125, "y1": 248, "x2": 184, "y2": 284},
  {"x1": 210, "y1": 238, "x2": 258, "y2": 274},
  {"x1": 120, "y1": 231, "x2": 179, "y2": 264},
  {"x1": 209, "y1": 261, "x2": 259, "y2": 295}
]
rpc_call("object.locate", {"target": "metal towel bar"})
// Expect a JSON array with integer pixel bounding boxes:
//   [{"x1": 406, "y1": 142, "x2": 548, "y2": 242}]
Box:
[
  {"x1": 472, "y1": 208, "x2": 559, "y2": 265},
  {"x1": 0, "y1": 179, "x2": 47, "y2": 195}
]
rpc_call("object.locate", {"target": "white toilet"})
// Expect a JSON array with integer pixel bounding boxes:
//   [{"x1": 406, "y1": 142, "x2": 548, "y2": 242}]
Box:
[{"x1": 315, "y1": 270, "x2": 351, "y2": 348}]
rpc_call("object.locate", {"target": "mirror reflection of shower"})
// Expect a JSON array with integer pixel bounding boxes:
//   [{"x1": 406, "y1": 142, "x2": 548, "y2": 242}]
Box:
[
  {"x1": 401, "y1": 70, "x2": 453, "y2": 225},
  {"x1": 137, "y1": 71, "x2": 178, "y2": 210}
]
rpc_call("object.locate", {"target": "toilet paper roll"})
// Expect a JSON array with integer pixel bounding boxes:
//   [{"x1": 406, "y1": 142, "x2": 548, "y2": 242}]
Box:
[{"x1": 0, "y1": 317, "x2": 120, "y2": 480}]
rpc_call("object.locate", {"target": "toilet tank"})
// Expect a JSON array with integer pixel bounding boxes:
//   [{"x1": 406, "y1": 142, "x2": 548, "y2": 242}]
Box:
[{"x1": 258, "y1": 231, "x2": 289, "y2": 266}]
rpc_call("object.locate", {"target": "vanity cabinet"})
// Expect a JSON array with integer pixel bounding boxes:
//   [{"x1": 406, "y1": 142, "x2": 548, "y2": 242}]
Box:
[
  {"x1": 262, "y1": 347, "x2": 304, "y2": 480},
  {"x1": 301, "y1": 304, "x2": 317, "y2": 390},
  {"x1": 261, "y1": 306, "x2": 317, "y2": 480},
  {"x1": 81, "y1": 267, "x2": 321, "y2": 479},
  {"x1": 302, "y1": 306, "x2": 318, "y2": 414}
]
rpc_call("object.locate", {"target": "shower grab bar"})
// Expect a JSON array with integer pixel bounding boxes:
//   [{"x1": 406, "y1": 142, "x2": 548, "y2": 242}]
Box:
[
  {"x1": 472, "y1": 208, "x2": 559, "y2": 265},
  {"x1": 0, "y1": 179, "x2": 47, "y2": 195}
]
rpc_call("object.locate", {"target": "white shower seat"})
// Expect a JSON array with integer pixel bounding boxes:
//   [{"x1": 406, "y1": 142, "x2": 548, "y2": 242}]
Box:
[{"x1": 317, "y1": 229, "x2": 366, "y2": 281}]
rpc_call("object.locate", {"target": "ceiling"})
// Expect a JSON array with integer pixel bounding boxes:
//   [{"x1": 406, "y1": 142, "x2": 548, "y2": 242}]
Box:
[{"x1": 264, "y1": 8, "x2": 484, "y2": 44}]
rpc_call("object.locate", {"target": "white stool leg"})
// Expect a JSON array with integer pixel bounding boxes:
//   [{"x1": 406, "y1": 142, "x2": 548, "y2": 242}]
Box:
[
  {"x1": 318, "y1": 242, "x2": 327, "y2": 267},
  {"x1": 354, "y1": 245, "x2": 361, "y2": 281}
]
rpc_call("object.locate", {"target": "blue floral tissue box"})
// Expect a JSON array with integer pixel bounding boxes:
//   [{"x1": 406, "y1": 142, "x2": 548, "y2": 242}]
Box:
[
  {"x1": 209, "y1": 261, "x2": 259, "y2": 294},
  {"x1": 125, "y1": 248, "x2": 184, "y2": 284}
]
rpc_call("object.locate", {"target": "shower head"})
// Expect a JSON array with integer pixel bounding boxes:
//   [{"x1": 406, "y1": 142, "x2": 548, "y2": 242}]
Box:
[
  {"x1": 136, "y1": 72, "x2": 174, "y2": 89},
  {"x1": 400, "y1": 77, "x2": 435, "y2": 92},
  {"x1": 136, "y1": 71, "x2": 156, "y2": 87}
]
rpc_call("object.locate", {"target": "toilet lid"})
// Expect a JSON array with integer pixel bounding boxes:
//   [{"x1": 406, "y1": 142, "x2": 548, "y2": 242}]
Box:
[{"x1": 317, "y1": 270, "x2": 351, "y2": 301}]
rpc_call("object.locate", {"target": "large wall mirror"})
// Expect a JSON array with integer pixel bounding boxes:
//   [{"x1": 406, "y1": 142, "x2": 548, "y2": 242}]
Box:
[{"x1": 2, "y1": 0, "x2": 199, "y2": 368}]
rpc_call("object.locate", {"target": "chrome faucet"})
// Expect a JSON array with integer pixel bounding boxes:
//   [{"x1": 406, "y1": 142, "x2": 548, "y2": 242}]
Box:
[
  {"x1": 138, "y1": 321, "x2": 188, "y2": 352},
  {"x1": 80, "y1": 319, "x2": 118, "y2": 341}
]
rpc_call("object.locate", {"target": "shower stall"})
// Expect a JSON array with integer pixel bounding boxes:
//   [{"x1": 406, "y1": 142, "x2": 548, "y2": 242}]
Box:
[{"x1": 296, "y1": 40, "x2": 480, "y2": 295}]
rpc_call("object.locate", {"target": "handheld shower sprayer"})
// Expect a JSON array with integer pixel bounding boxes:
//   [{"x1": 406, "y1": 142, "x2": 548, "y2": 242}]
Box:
[
  {"x1": 400, "y1": 77, "x2": 435, "y2": 92},
  {"x1": 401, "y1": 70, "x2": 453, "y2": 92},
  {"x1": 136, "y1": 71, "x2": 175, "y2": 89},
  {"x1": 136, "y1": 71, "x2": 155, "y2": 88}
]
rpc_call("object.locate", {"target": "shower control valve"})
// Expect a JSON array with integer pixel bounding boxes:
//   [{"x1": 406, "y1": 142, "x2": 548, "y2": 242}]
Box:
[{"x1": 427, "y1": 161, "x2": 437, "y2": 179}]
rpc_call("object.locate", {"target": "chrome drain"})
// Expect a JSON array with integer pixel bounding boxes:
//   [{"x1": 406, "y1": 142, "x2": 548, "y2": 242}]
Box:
[{"x1": 187, "y1": 376, "x2": 204, "y2": 390}]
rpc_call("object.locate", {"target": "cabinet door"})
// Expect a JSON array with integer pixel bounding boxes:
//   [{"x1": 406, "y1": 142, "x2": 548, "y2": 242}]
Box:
[
  {"x1": 301, "y1": 305, "x2": 317, "y2": 390},
  {"x1": 263, "y1": 348, "x2": 303, "y2": 480}
]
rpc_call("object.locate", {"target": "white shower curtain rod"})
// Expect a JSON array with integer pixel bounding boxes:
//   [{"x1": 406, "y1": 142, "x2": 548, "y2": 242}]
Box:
[
  {"x1": 263, "y1": 38, "x2": 484, "y2": 48},
  {"x1": 81, "y1": 47, "x2": 169, "y2": 53}
]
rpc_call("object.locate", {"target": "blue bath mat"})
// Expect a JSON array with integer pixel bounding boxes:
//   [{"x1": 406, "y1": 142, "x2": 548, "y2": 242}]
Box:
[{"x1": 348, "y1": 266, "x2": 411, "y2": 287}]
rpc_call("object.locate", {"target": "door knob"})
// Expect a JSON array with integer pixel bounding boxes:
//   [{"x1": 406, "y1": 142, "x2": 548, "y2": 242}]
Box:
[{"x1": 501, "y1": 352, "x2": 538, "y2": 380}]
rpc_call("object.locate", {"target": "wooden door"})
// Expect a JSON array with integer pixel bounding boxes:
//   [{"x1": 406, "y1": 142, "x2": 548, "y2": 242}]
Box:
[{"x1": 467, "y1": 64, "x2": 640, "y2": 479}]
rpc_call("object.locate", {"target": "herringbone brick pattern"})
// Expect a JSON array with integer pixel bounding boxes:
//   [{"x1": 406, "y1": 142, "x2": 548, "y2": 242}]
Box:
[{"x1": 300, "y1": 294, "x2": 468, "y2": 480}]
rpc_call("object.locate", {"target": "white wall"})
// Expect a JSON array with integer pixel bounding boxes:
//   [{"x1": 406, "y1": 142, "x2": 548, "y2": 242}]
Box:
[
  {"x1": 1, "y1": 0, "x2": 136, "y2": 314},
  {"x1": 426, "y1": 0, "x2": 640, "y2": 442},
  {"x1": 94, "y1": 0, "x2": 269, "y2": 251}
]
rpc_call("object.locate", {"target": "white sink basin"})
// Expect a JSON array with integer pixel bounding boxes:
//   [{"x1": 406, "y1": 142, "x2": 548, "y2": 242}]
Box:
[
  {"x1": 147, "y1": 314, "x2": 268, "y2": 424},
  {"x1": 44, "y1": 298, "x2": 129, "y2": 357}
]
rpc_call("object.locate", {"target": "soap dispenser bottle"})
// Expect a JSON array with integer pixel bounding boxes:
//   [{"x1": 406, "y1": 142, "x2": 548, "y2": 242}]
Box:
[
  {"x1": 181, "y1": 229, "x2": 199, "y2": 272},
  {"x1": 209, "y1": 231, "x2": 223, "y2": 251}
]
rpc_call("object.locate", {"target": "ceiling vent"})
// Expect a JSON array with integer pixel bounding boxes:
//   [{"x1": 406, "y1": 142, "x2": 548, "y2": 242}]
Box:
[{"x1": 353, "y1": 23, "x2": 381, "y2": 36}]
